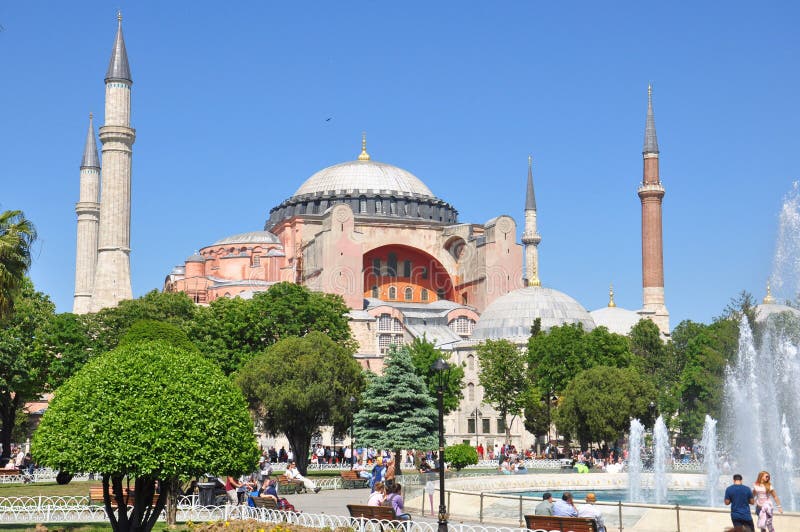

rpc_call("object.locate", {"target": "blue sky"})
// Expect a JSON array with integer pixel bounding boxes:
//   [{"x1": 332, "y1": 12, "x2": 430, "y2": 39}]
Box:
[{"x1": 2, "y1": 1, "x2": 798, "y2": 326}]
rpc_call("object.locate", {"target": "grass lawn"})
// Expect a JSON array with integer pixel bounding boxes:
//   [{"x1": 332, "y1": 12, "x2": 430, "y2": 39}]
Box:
[{"x1": 0, "y1": 481, "x2": 102, "y2": 498}]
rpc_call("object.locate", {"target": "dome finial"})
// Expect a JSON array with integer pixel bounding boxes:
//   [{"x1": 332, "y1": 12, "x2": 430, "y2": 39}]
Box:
[
  {"x1": 358, "y1": 132, "x2": 370, "y2": 161},
  {"x1": 117, "y1": 10, "x2": 122, "y2": 23},
  {"x1": 608, "y1": 283, "x2": 617, "y2": 307},
  {"x1": 763, "y1": 279, "x2": 776, "y2": 304}
]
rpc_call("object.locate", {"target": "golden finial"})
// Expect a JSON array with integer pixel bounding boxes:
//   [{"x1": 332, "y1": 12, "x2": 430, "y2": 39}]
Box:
[
  {"x1": 608, "y1": 283, "x2": 616, "y2": 307},
  {"x1": 763, "y1": 280, "x2": 776, "y2": 304},
  {"x1": 358, "y1": 132, "x2": 370, "y2": 161}
]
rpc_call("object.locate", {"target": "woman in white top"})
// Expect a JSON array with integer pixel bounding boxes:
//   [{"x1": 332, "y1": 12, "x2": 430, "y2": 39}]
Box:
[{"x1": 367, "y1": 481, "x2": 386, "y2": 506}]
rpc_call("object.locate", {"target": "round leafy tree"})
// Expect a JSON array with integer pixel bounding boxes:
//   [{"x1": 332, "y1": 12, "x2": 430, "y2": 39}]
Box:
[
  {"x1": 118, "y1": 319, "x2": 198, "y2": 353},
  {"x1": 445, "y1": 443, "x2": 479, "y2": 471},
  {"x1": 32, "y1": 340, "x2": 259, "y2": 532}
]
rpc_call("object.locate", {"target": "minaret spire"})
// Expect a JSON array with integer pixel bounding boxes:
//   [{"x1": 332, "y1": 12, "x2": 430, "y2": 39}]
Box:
[
  {"x1": 638, "y1": 84, "x2": 669, "y2": 334},
  {"x1": 643, "y1": 84, "x2": 659, "y2": 154},
  {"x1": 91, "y1": 14, "x2": 136, "y2": 311},
  {"x1": 522, "y1": 155, "x2": 542, "y2": 287},
  {"x1": 106, "y1": 11, "x2": 132, "y2": 83},
  {"x1": 73, "y1": 114, "x2": 101, "y2": 313}
]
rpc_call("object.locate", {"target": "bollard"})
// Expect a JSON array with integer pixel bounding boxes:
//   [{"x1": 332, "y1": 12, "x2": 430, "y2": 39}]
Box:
[
  {"x1": 519, "y1": 495, "x2": 524, "y2": 527},
  {"x1": 421, "y1": 490, "x2": 426, "y2": 517},
  {"x1": 618, "y1": 501, "x2": 623, "y2": 532},
  {"x1": 675, "y1": 504, "x2": 681, "y2": 532},
  {"x1": 479, "y1": 492, "x2": 484, "y2": 523}
]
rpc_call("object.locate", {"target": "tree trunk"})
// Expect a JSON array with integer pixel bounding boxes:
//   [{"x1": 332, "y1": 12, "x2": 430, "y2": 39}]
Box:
[
  {"x1": 0, "y1": 396, "x2": 17, "y2": 462},
  {"x1": 165, "y1": 476, "x2": 179, "y2": 526},
  {"x1": 393, "y1": 448, "x2": 402, "y2": 477},
  {"x1": 287, "y1": 431, "x2": 312, "y2": 476}
]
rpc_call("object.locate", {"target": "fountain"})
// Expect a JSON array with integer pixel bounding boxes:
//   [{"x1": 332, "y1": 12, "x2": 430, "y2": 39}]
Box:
[
  {"x1": 721, "y1": 184, "x2": 800, "y2": 511},
  {"x1": 700, "y1": 415, "x2": 720, "y2": 507},
  {"x1": 628, "y1": 418, "x2": 645, "y2": 502},
  {"x1": 652, "y1": 416, "x2": 670, "y2": 504}
]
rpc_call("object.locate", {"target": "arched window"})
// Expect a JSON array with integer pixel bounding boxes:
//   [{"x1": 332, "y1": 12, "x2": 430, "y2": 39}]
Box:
[
  {"x1": 390, "y1": 200, "x2": 397, "y2": 215},
  {"x1": 375, "y1": 197, "x2": 382, "y2": 214},
  {"x1": 421, "y1": 289, "x2": 428, "y2": 301},
  {"x1": 404, "y1": 287, "x2": 413, "y2": 301},
  {"x1": 466, "y1": 354, "x2": 475, "y2": 371},
  {"x1": 388, "y1": 286, "x2": 397, "y2": 300},
  {"x1": 359, "y1": 196, "x2": 367, "y2": 213},
  {"x1": 371, "y1": 285, "x2": 379, "y2": 298},
  {"x1": 468, "y1": 383, "x2": 475, "y2": 401},
  {"x1": 450, "y1": 316, "x2": 474, "y2": 336}
]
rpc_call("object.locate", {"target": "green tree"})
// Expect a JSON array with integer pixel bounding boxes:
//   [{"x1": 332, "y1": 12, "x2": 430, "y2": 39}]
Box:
[
  {"x1": 554, "y1": 366, "x2": 656, "y2": 448},
  {"x1": 354, "y1": 345, "x2": 438, "y2": 475},
  {"x1": 672, "y1": 318, "x2": 738, "y2": 439},
  {"x1": 406, "y1": 336, "x2": 464, "y2": 414},
  {"x1": 522, "y1": 387, "x2": 552, "y2": 449},
  {"x1": 476, "y1": 339, "x2": 528, "y2": 443},
  {"x1": 0, "y1": 210, "x2": 36, "y2": 322},
  {"x1": 34, "y1": 312, "x2": 96, "y2": 389},
  {"x1": 628, "y1": 319, "x2": 681, "y2": 421},
  {"x1": 86, "y1": 290, "x2": 197, "y2": 354},
  {"x1": 445, "y1": 443, "x2": 478, "y2": 470},
  {"x1": 0, "y1": 281, "x2": 55, "y2": 460},
  {"x1": 118, "y1": 319, "x2": 199, "y2": 353},
  {"x1": 237, "y1": 331, "x2": 365, "y2": 475},
  {"x1": 191, "y1": 282, "x2": 355, "y2": 374},
  {"x1": 719, "y1": 290, "x2": 758, "y2": 332},
  {"x1": 32, "y1": 340, "x2": 258, "y2": 532}
]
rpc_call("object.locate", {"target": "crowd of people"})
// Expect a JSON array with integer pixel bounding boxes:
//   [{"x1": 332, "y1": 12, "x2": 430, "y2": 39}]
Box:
[{"x1": 534, "y1": 491, "x2": 606, "y2": 532}]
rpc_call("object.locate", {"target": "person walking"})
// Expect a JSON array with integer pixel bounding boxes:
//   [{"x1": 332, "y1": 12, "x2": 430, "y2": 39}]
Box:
[
  {"x1": 724, "y1": 474, "x2": 754, "y2": 531},
  {"x1": 753, "y1": 471, "x2": 782, "y2": 532}
]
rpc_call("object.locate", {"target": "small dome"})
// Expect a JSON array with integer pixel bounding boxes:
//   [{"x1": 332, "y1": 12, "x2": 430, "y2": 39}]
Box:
[
  {"x1": 590, "y1": 307, "x2": 642, "y2": 336},
  {"x1": 293, "y1": 160, "x2": 435, "y2": 198},
  {"x1": 754, "y1": 303, "x2": 800, "y2": 323},
  {"x1": 212, "y1": 231, "x2": 280, "y2": 246},
  {"x1": 185, "y1": 253, "x2": 205, "y2": 263},
  {"x1": 472, "y1": 286, "x2": 595, "y2": 342}
]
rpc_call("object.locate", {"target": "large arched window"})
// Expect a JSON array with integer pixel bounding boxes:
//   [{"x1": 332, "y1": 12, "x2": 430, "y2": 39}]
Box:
[
  {"x1": 466, "y1": 354, "x2": 475, "y2": 371},
  {"x1": 359, "y1": 196, "x2": 368, "y2": 213},
  {"x1": 404, "y1": 287, "x2": 413, "y2": 301},
  {"x1": 421, "y1": 288, "x2": 428, "y2": 301},
  {"x1": 467, "y1": 383, "x2": 475, "y2": 401},
  {"x1": 371, "y1": 285, "x2": 379, "y2": 298},
  {"x1": 375, "y1": 197, "x2": 382, "y2": 214},
  {"x1": 388, "y1": 286, "x2": 397, "y2": 300}
]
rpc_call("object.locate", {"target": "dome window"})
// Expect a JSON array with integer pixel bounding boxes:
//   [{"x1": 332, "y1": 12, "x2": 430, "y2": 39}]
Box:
[
  {"x1": 404, "y1": 287, "x2": 413, "y2": 301},
  {"x1": 388, "y1": 286, "x2": 397, "y2": 300}
]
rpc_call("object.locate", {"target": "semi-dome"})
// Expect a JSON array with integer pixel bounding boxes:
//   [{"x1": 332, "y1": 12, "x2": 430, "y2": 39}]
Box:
[
  {"x1": 212, "y1": 230, "x2": 281, "y2": 246},
  {"x1": 590, "y1": 306, "x2": 642, "y2": 335},
  {"x1": 754, "y1": 303, "x2": 800, "y2": 323},
  {"x1": 294, "y1": 160, "x2": 435, "y2": 198},
  {"x1": 472, "y1": 286, "x2": 595, "y2": 342}
]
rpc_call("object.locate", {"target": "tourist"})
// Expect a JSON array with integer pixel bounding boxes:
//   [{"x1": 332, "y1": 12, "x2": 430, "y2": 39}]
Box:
[
  {"x1": 285, "y1": 462, "x2": 321, "y2": 493},
  {"x1": 577, "y1": 493, "x2": 606, "y2": 532},
  {"x1": 384, "y1": 454, "x2": 396, "y2": 491},
  {"x1": 753, "y1": 471, "x2": 782, "y2": 532},
  {"x1": 552, "y1": 492, "x2": 578, "y2": 517},
  {"x1": 384, "y1": 483, "x2": 411, "y2": 520},
  {"x1": 724, "y1": 474, "x2": 754, "y2": 531},
  {"x1": 224, "y1": 475, "x2": 242, "y2": 505},
  {"x1": 367, "y1": 481, "x2": 386, "y2": 506},
  {"x1": 534, "y1": 492, "x2": 554, "y2": 515}
]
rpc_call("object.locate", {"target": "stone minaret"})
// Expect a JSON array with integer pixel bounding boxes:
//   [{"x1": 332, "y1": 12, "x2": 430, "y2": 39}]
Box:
[
  {"x1": 522, "y1": 156, "x2": 542, "y2": 286},
  {"x1": 91, "y1": 13, "x2": 136, "y2": 311},
  {"x1": 638, "y1": 85, "x2": 669, "y2": 334},
  {"x1": 73, "y1": 114, "x2": 101, "y2": 314}
]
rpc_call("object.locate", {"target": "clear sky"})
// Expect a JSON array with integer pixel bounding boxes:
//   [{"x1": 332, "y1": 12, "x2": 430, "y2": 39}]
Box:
[{"x1": 2, "y1": 1, "x2": 798, "y2": 326}]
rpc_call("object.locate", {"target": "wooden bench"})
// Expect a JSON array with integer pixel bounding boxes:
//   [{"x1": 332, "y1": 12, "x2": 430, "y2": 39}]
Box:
[
  {"x1": 525, "y1": 515, "x2": 598, "y2": 532},
  {"x1": 250, "y1": 496, "x2": 279, "y2": 510},
  {"x1": 347, "y1": 504, "x2": 409, "y2": 531},
  {"x1": 340, "y1": 470, "x2": 369, "y2": 489},
  {"x1": 0, "y1": 469, "x2": 20, "y2": 477},
  {"x1": 277, "y1": 475, "x2": 305, "y2": 494},
  {"x1": 89, "y1": 486, "x2": 160, "y2": 507}
]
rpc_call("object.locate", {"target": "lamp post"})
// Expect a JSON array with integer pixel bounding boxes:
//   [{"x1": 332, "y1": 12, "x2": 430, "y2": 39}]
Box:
[
  {"x1": 471, "y1": 407, "x2": 482, "y2": 448},
  {"x1": 349, "y1": 396, "x2": 357, "y2": 467},
  {"x1": 431, "y1": 358, "x2": 450, "y2": 532}
]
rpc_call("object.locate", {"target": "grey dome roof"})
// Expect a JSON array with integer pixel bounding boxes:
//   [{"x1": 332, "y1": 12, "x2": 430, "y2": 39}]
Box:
[
  {"x1": 213, "y1": 231, "x2": 280, "y2": 246},
  {"x1": 754, "y1": 303, "x2": 800, "y2": 323},
  {"x1": 590, "y1": 306, "x2": 642, "y2": 336},
  {"x1": 185, "y1": 253, "x2": 205, "y2": 263},
  {"x1": 293, "y1": 160, "x2": 435, "y2": 198},
  {"x1": 472, "y1": 286, "x2": 595, "y2": 341}
]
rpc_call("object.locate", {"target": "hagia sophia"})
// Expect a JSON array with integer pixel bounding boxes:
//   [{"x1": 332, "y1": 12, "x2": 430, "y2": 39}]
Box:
[{"x1": 73, "y1": 16, "x2": 672, "y2": 448}]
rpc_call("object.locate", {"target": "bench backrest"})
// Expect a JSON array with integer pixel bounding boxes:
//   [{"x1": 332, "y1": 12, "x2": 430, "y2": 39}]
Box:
[
  {"x1": 251, "y1": 496, "x2": 278, "y2": 510},
  {"x1": 347, "y1": 504, "x2": 397, "y2": 520},
  {"x1": 525, "y1": 515, "x2": 597, "y2": 532},
  {"x1": 341, "y1": 470, "x2": 360, "y2": 479}
]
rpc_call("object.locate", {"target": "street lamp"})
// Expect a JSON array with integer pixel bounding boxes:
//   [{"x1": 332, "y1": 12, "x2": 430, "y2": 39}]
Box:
[
  {"x1": 471, "y1": 407, "x2": 482, "y2": 448},
  {"x1": 430, "y1": 358, "x2": 451, "y2": 532},
  {"x1": 349, "y1": 396, "x2": 357, "y2": 467}
]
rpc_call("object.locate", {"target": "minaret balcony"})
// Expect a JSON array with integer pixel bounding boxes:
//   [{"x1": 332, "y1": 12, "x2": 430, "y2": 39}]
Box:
[
  {"x1": 637, "y1": 183, "x2": 665, "y2": 198},
  {"x1": 521, "y1": 233, "x2": 541, "y2": 245}
]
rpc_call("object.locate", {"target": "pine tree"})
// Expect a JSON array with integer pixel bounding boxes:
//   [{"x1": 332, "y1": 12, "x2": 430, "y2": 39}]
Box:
[{"x1": 354, "y1": 345, "x2": 439, "y2": 457}]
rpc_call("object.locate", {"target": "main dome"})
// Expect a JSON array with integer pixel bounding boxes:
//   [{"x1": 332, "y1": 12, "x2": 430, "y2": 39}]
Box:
[
  {"x1": 472, "y1": 286, "x2": 596, "y2": 342},
  {"x1": 293, "y1": 159, "x2": 435, "y2": 198}
]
